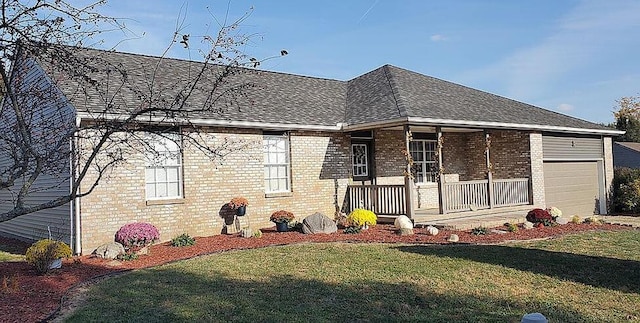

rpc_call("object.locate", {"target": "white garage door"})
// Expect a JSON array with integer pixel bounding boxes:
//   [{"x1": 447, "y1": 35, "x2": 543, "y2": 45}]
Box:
[{"x1": 543, "y1": 161, "x2": 600, "y2": 216}]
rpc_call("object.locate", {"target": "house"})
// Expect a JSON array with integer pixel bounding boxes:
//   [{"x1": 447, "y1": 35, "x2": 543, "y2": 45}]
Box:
[
  {"x1": 613, "y1": 142, "x2": 640, "y2": 168},
  {"x1": 0, "y1": 47, "x2": 622, "y2": 254}
]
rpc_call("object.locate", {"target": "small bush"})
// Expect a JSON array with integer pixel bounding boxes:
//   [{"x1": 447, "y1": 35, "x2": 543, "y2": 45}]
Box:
[
  {"x1": 117, "y1": 253, "x2": 139, "y2": 261},
  {"x1": 526, "y1": 208, "x2": 554, "y2": 225},
  {"x1": 611, "y1": 167, "x2": 640, "y2": 213},
  {"x1": 504, "y1": 222, "x2": 519, "y2": 232},
  {"x1": 571, "y1": 215, "x2": 582, "y2": 224},
  {"x1": 347, "y1": 209, "x2": 377, "y2": 227},
  {"x1": 547, "y1": 206, "x2": 562, "y2": 218},
  {"x1": 253, "y1": 230, "x2": 263, "y2": 238},
  {"x1": 343, "y1": 226, "x2": 361, "y2": 234},
  {"x1": 471, "y1": 226, "x2": 489, "y2": 235},
  {"x1": 25, "y1": 239, "x2": 72, "y2": 274},
  {"x1": 584, "y1": 216, "x2": 603, "y2": 225},
  {"x1": 115, "y1": 222, "x2": 160, "y2": 249},
  {"x1": 170, "y1": 233, "x2": 195, "y2": 247}
]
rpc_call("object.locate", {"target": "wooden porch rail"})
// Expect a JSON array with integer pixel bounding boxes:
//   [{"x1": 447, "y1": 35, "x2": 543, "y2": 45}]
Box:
[
  {"x1": 442, "y1": 180, "x2": 490, "y2": 213},
  {"x1": 346, "y1": 184, "x2": 406, "y2": 216},
  {"x1": 492, "y1": 178, "x2": 530, "y2": 207}
]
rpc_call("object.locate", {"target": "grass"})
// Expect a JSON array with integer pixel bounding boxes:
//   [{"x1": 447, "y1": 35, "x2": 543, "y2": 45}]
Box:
[
  {"x1": 67, "y1": 230, "x2": 640, "y2": 322},
  {"x1": 0, "y1": 241, "x2": 25, "y2": 262}
]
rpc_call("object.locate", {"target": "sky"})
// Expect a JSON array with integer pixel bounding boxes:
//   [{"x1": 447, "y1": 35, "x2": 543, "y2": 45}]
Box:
[{"x1": 91, "y1": 0, "x2": 640, "y2": 125}]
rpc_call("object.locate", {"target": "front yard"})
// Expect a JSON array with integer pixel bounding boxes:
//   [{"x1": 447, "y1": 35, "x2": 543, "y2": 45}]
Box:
[{"x1": 65, "y1": 230, "x2": 640, "y2": 322}]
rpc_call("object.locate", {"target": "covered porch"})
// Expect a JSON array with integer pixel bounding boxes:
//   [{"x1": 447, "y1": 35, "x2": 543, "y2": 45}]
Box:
[{"x1": 343, "y1": 124, "x2": 536, "y2": 225}]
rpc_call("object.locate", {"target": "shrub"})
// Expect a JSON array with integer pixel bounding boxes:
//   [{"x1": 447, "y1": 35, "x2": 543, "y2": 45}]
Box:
[
  {"x1": 115, "y1": 222, "x2": 160, "y2": 249},
  {"x1": 547, "y1": 206, "x2": 562, "y2": 218},
  {"x1": 228, "y1": 197, "x2": 249, "y2": 209},
  {"x1": 117, "y1": 253, "x2": 139, "y2": 261},
  {"x1": 526, "y1": 208, "x2": 554, "y2": 225},
  {"x1": 504, "y1": 222, "x2": 519, "y2": 233},
  {"x1": 471, "y1": 226, "x2": 489, "y2": 235},
  {"x1": 25, "y1": 239, "x2": 72, "y2": 274},
  {"x1": 347, "y1": 209, "x2": 377, "y2": 227},
  {"x1": 170, "y1": 233, "x2": 195, "y2": 247},
  {"x1": 343, "y1": 226, "x2": 361, "y2": 234},
  {"x1": 611, "y1": 167, "x2": 640, "y2": 213},
  {"x1": 253, "y1": 230, "x2": 263, "y2": 238},
  {"x1": 270, "y1": 210, "x2": 295, "y2": 223},
  {"x1": 584, "y1": 216, "x2": 603, "y2": 225},
  {"x1": 571, "y1": 215, "x2": 582, "y2": 224}
]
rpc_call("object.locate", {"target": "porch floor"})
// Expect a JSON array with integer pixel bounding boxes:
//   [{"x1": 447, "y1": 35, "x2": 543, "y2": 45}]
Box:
[{"x1": 411, "y1": 205, "x2": 533, "y2": 231}]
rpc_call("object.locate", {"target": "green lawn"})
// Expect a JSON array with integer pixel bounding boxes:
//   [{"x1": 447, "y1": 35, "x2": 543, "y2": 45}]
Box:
[{"x1": 67, "y1": 230, "x2": 640, "y2": 323}]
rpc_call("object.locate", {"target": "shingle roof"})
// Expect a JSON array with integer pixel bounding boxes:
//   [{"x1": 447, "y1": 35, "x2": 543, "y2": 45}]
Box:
[
  {"x1": 43, "y1": 48, "x2": 614, "y2": 133},
  {"x1": 615, "y1": 142, "x2": 640, "y2": 152}
]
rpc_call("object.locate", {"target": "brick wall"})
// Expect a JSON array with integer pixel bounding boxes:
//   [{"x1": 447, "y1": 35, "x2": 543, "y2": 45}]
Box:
[
  {"x1": 490, "y1": 130, "x2": 531, "y2": 179},
  {"x1": 603, "y1": 136, "x2": 613, "y2": 213},
  {"x1": 78, "y1": 128, "x2": 351, "y2": 254},
  {"x1": 529, "y1": 132, "x2": 545, "y2": 207}
]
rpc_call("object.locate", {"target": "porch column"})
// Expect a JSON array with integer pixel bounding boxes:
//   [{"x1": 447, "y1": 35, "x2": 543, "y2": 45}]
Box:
[
  {"x1": 485, "y1": 130, "x2": 494, "y2": 208},
  {"x1": 436, "y1": 127, "x2": 445, "y2": 214},
  {"x1": 403, "y1": 125, "x2": 415, "y2": 218}
]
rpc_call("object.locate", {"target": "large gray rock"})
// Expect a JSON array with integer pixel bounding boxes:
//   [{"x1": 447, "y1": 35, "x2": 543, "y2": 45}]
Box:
[
  {"x1": 523, "y1": 221, "x2": 535, "y2": 229},
  {"x1": 394, "y1": 215, "x2": 413, "y2": 229},
  {"x1": 555, "y1": 216, "x2": 569, "y2": 225},
  {"x1": 94, "y1": 242, "x2": 125, "y2": 259},
  {"x1": 302, "y1": 212, "x2": 338, "y2": 234}
]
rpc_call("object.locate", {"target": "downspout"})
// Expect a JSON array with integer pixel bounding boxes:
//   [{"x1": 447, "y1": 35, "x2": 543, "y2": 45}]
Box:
[{"x1": 72, "y1": 115, "x2": 82, "y2": 254}]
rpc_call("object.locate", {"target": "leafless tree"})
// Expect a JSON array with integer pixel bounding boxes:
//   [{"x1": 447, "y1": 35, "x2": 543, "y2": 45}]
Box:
[{"x1": 0, "y1": 0, "x2": 283, "y2": 222}]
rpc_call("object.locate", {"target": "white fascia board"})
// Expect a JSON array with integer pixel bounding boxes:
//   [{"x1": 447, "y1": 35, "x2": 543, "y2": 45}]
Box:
[{"x1": 76, "y1": 113, "x2": 344, "y2": 132}]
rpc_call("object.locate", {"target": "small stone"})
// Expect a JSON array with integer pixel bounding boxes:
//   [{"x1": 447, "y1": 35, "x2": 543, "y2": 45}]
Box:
[
  {"x1": 241, "y1": 228, "x2": 253, "y2": 238},
  {"x1": 523, "y1": 221, "x2": 534, "y2": 229},
  {"x1": 302, "y1": 212, "x2": 338, "y2": 234},
  {"x1": 426, "y1": 226, "x2": 439, "y2": 236},
  {"x1": 521, "y1": 312, "x2": 548, "y2": 323},
  {"x1": 398, "y1": 228, "x2": 414, "y2": 236},
  {"x1": 93, "y1": 242, "x2": 125, "y2": 259},
  {"x1": 555, "y1": 217, "x2": 569, "y2": 225},
  {"x1": 394, "y1": 215, "x2": 414, "y2": 229},
  {"x1": 447, "y1": 234, "x2": 459, "y2": 242},
  {"x1": 491, "y1": 229, "x2": 508, "y2": 234}
]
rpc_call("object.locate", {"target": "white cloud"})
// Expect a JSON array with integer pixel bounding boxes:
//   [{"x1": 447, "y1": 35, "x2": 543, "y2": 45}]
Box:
[
  {"x1": 430, "y1": 34, "x2": 446, "y2": 42},
  {"x1": 557, "y1": 103, "x2": 575, "y2": 112}
]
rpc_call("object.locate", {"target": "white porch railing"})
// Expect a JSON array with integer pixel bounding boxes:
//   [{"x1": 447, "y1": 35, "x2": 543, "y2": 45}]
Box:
[
  {"x1": 442, "y1": 180, "x2": 491, "y2": 213},
  {"x1": 493, "y1": 178, "x2": 530, "y2": 207},
  {"x1": 443, "y1": 178, "x2": 530, "y2": 213},
  {"x1": 346, "y1": 184, "x2": 406, "y2": 216}
]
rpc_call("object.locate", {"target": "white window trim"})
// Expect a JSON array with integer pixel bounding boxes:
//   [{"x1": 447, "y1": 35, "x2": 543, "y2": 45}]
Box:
[
  {"x1": 410, "y1": 139, "x2": 437, "y2": 184},
  {"x1": 145, "y1": 133, "x2": 183, "y2": 200},
  {"x1": 264, "y1": 133, "x2": 291, "y2": 193},
  {"x1": 351, "y1": 143, "x2": 369, "y2": 177}
]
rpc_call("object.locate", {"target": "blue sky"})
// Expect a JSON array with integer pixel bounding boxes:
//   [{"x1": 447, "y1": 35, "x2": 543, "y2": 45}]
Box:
[{"x1": 95, "y1": 0, "x2": 640, "y2": 124}]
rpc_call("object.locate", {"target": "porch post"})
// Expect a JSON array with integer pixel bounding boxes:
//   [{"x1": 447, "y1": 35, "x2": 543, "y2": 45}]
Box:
[
  {"x1": 403, "y1": 125, "x2": 415, "y2": 218},
  {"x1": 485, "y1": 130, "x2": 494, "y2": 208},
  {"x1": 436, "y1": 127, "x2": 445, "y2": 214}
]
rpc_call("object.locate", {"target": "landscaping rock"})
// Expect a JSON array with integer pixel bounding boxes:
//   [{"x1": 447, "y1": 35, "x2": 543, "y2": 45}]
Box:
[
  {"x1": 93, "y1": 242, "x2": 125, "y2": 259},
  {"x1": 394, "y1": 215, "x2": 414, "y2": 229},
  {"x1": 302, "y1": 212, "x2": 338, "y2": 234},
  {"x1": 491, "y1": 229, "x2": 508, "y2": 234},
  {"x1": 241, "y1": 228, "x2": 253, "y2": 238},
  {"x1": 521, "y1": 312, "x2": 548, "y2": 323},
  {"x1": 447, "y1": 234, "x2": 459, "y2": 242},
  {"x1": 398, "y1": 228, "x2": 414, "y2": 236},
  {"x1": 426, "y1": 226, "x2": 439, "y2": 236},
  {"x1": 523, "y1": 221, "x2": 534, "y2": 229},
  {"x1": 555, "y1": 217, "x2": 569, "y2": 225}
]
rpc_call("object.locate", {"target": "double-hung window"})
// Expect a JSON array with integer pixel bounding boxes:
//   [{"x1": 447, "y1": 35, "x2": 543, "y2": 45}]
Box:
[
  {"x1": 409, "y1": 140, "x2": 437, "y2": 183},
  {"x1": 145, "y1": 133, "x2": 183, "y2": 200},
  {"x1": 264, "y1": 133, "x2": 290, "y2": 193}
]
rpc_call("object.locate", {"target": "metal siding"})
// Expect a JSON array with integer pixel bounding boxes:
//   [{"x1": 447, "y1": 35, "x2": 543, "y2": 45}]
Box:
[
  {"x1": 613, "y1": 143, "x2": 640, "y2": 168},
  {"x1": 542, "y1": 136, "x2": 603, "y2": 160},
  {"x1": 0, "y1": 57, "x2": 73, "y2": 244},
  {"x1": 543, "y1": 162, "x2": 600, "y2": 216}
]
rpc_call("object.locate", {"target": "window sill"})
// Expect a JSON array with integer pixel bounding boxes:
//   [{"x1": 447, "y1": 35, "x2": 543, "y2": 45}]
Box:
[
  {"x1": 265, "y1": 192, "x2": 293, "y2": 198},
  {"x1": 146, "y1": 198, "x2": 185, "y2": 206}
]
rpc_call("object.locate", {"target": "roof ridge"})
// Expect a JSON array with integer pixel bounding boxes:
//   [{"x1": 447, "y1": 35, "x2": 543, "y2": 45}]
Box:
[{"x1": 382, "y1": 65, "x2": 407, "y2": 117}]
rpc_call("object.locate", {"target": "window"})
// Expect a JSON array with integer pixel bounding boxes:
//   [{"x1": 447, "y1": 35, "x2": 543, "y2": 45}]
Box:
[
  {"x1": 264, "y1": 133, "x2": 290, "y2": 193},
  {"x1": 145, "y1": 133, "x2": 182, "y2": 199},
  {"x1": 351, "y1": 143, "x2": 369, "y2": 177},
  {"x1": 410, "y1": 140, "x2": 437, "y2": 183}
]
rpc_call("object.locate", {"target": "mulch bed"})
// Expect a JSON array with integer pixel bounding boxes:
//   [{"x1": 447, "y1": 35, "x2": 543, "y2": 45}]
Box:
[{"x1": 0, "y1": 223, "x2": 634, "y2": 323}]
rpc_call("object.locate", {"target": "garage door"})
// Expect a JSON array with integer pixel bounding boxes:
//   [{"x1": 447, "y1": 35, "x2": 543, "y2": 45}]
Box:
[{"x1": 543, "y1": 161, "x2": 600, "y2": 216}]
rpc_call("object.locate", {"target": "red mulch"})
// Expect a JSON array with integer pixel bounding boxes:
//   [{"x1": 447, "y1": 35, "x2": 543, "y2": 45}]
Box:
[{"x1": 0, "y1": 223, "x2": 634, "y2": 323}]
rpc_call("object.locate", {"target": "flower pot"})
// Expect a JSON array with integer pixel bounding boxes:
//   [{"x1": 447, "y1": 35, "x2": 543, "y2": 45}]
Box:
[
  {"x1": 235, "y1": 205, "x2": 247, "y2": 216},
  {"x1": 275, "y1": 222, "x2": 289, "y2": 232}
]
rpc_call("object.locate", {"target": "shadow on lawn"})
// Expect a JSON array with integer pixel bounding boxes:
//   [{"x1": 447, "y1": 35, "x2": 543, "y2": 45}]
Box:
[
  {"x1": 396, "y1": 244, "x2": 640, "y2": 294},
  {"x1": 65, "y1": 268, "x2": 593, "y2": 323}
]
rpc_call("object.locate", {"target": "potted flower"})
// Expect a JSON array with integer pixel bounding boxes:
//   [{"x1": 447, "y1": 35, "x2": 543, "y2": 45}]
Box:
[
  {"x1": 270, "y1": 210, "x2": 295, "y2": 232},
  {"x1": 228, "y1": 197, "x2": 249, "y2": 216}
]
